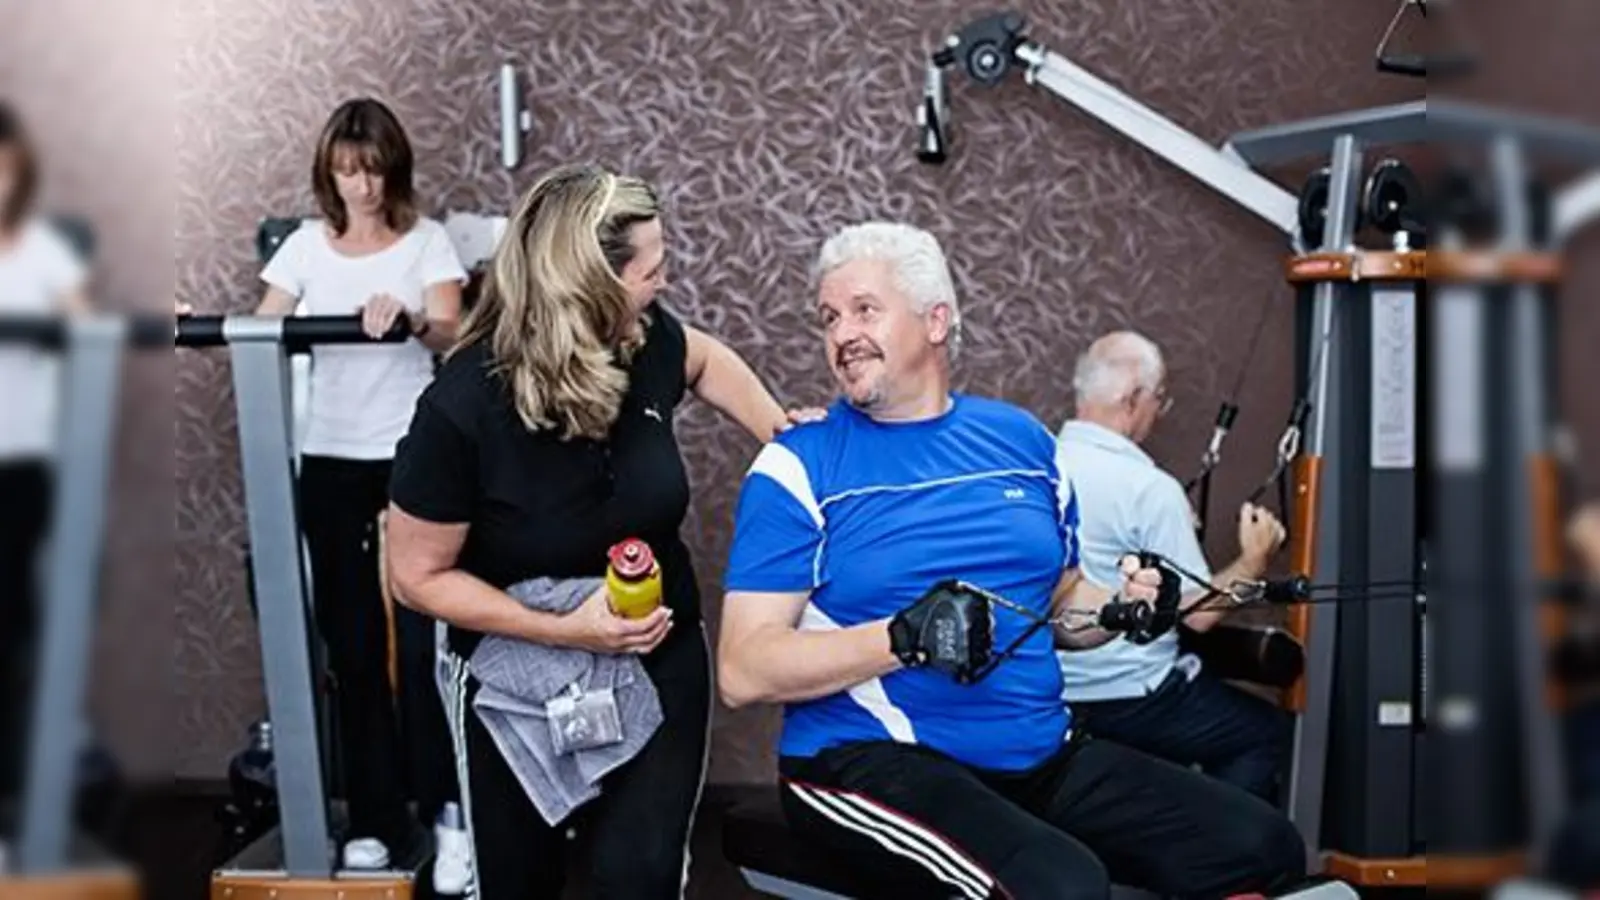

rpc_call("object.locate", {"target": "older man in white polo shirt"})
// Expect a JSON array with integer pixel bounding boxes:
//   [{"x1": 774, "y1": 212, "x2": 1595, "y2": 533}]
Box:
[{"x1": 1054, "y1": 330, "x2": 1291, "y2": 802}]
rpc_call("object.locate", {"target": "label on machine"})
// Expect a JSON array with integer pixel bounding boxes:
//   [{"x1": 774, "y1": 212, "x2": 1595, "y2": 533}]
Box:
[
  {"x1": 1370, "y1": 287, "x2": 1416, "y2": 470},
  {"x1": 1377, "y1": 701, "x2": 1413, "y2": 727},
  {"x1": 1434, "y1": 288, "x2": 1485, "y2": 472}
]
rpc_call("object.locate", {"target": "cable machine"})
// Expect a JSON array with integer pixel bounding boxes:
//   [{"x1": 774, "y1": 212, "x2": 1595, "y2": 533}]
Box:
[{"x1": 906, "y1": 9, "x2": 1596, "y2": 890}]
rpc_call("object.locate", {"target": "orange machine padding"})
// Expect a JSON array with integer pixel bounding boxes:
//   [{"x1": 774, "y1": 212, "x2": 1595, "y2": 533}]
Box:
[
  {"x1": 1283, "y1": 454, "x2": 1322, "y2": 712},
  {"x1": 1284, "y1": 250, "x2": 1562, "y2": 284},
  {"x1": 1284, "y1": 251, "x2": 1427, "y2": 283},
  {"x1": 1428, "y1": 251, "x2": 1562, "y2": 284},
  {"x1": 0, "y1": 871, "x2": 140, "y2": 900},
  {"x1": 211, "y1": 873, "x2": 413, "y2": 900},
  {"x1": 1530, "y1": 455, "x2": 1570, "y2": 710},
  {"x1": 1321, "y1": 853, "x2": 1426, "y2": 886},
  {"x1": 1322, "y1": 851, "x2": 1526, "y2": 887}
]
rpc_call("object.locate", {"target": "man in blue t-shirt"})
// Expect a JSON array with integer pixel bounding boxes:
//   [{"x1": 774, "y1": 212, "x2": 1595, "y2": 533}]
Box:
[{"x1": 718, "y1": 222, "x2": 1307, "y2": 900}]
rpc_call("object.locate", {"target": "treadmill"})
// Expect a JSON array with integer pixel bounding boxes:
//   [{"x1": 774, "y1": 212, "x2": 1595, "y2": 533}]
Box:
[
  {"x1": 0, "y1": 309, "x2": 165, "y2": 899},
  {"x1": 176, "y1": 312, "x2": 429, "y2": 900}
]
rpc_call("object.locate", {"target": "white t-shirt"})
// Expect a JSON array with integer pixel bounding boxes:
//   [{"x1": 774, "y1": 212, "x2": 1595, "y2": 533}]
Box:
[
  {"x1": 0, "y1": 219, "x2": 89, "y2": 462},
  {"x1": 261, "y1": 217, "x2": 467, "y2": 460}
]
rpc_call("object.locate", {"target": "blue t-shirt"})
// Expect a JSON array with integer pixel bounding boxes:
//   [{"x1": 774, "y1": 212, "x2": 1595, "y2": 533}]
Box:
[{"x1": 723, "y1": 393, "x2": 1081, "y2": 772}]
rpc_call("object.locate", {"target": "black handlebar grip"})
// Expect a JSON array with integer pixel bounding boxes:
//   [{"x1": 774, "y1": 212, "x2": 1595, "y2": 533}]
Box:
[
  {"x1": 1216, "y1": 402, "x2": 1239, "y2": 430},
  {"x1": 175, "y1": 315, "x2": 226, "y2": 348},
  {"x1": 0, "y1": 317, "x2": 67, "y2": 347},
  {"x1": 1377, "y1": 54, "x2": 1427, "y2": 77},
  {"x1": 1263, "y1": 575, "x2": 1312, "y2": 604},
  {"x1": 1, "y1": 314, "x2": 176, "y2": 349},
  {"x1": 282, "y1": 314, "x2": 411, "y2": 347},
  {"x1": 1099, "y1": 600, "x2": 1153, "y2": 633},
  {"x1": 175, "y1": 314, "x2": 413, "y2": 350}
]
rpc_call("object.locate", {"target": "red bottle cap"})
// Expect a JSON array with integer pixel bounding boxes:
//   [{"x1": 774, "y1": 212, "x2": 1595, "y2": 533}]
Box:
[{"x1": 608, "y1": 538, "x2": 655, "y2": 580}]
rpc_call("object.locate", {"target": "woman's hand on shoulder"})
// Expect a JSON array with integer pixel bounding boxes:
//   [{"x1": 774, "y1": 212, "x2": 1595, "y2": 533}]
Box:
[
  {"x1": 559, "y1": 583, "x2": 673, "y2": 655},
  {"x1": 777, "y1": 406, "x2": 828, "y2": 433}
]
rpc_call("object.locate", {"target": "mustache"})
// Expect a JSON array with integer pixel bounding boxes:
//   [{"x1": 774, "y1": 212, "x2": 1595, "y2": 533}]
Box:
[{"x1": 834, "y1": 340, "x2": 883, "y2": 366}]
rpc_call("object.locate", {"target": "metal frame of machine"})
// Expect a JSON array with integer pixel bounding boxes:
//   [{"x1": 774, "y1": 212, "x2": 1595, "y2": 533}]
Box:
[
  {"x1": 914, "y1": 10, "x2": 1426, "y2": 879},
  {"x1": 176, "y1": 314, "x2": 425, "y2": 898},
  {"x1": 0, "y1": 308, "x2": 162, "y2": 897}
]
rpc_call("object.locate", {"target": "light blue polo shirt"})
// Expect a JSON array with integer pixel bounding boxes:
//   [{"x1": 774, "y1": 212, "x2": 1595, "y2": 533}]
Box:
[{"x1": 1053, "y1": 419, "x2": 1212, "y2": 702}]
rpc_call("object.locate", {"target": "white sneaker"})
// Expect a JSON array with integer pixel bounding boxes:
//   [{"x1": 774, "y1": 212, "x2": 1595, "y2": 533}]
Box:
[
  {"x1": 342, "y1": 837, "x2": 391, "y2": 870},
  {"x1": 433, "y1": 820, "x2": 472, "y2": 895}
]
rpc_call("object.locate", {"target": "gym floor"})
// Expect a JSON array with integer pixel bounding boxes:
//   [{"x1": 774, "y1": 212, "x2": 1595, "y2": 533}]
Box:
[
  {"x1": 129, "y1": 785, "x2": 763, "y2": 900},
  {"x1": 123, "y1": 785, "x2": 1427, "y2": 900}
]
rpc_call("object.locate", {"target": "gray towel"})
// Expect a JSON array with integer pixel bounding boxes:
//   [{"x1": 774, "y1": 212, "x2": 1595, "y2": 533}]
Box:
[{"x1": 469, "y1": 576, "x2": 664, "y2": 826}]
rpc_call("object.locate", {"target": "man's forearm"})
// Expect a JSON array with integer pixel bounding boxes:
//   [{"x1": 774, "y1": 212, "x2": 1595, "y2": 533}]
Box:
[
  {"x1": 1181, "y1": 552, "x2": 1270, "y2": 631},
  {"x1": 1053, "y1": 576, "x2": 1118, "y2": 650},
  {"x1": 720, "y1": 619, "x2": 901, "y2": 707}
]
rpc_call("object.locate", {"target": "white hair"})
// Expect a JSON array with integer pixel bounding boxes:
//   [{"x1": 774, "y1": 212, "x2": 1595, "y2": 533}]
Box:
[
  {"x1": 1073, "y1": 331, "x2": 1165, "y2": 406},
  {"x1": 813, "y1": 221, "x2": 963, "y2": 359}
]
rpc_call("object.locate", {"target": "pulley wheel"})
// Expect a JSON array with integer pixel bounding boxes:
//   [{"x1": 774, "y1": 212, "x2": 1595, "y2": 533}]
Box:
[
  {"x1": 1362, "y1": 158, "x2": 1422, "y2": 236},
  {"x1": 1431, "y1": 167, "x2": 1495, "y2": 240},
  {"x1": 1298, "y1": 167, "x2": 1332, "y2": 248},
  {"x1": 955, "y1": 12, "x2": 1026, "y2": 86}
]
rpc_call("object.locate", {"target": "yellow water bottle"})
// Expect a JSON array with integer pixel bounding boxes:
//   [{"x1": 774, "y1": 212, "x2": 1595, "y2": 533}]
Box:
[{"x1": 605, "y1": 538, "x2": 662, "y2": 619}]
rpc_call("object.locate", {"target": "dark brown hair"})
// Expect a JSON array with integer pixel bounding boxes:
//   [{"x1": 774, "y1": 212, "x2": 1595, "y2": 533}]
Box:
[
  {"x1": 0, "y1": 100, "x2": 39, "y2": 231},
  {"x1": 310, "y1": 98, "x2": 418, "y2": 236}
]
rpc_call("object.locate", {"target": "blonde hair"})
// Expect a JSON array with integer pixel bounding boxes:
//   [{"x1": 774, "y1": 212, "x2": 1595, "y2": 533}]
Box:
[{"x1": 455, "y1": 163, "x2": 661, "y2": 440}]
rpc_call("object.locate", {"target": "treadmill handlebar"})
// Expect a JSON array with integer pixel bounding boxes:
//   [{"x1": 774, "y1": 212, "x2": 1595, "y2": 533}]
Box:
[
  {"x1": 176, "y1": 313, "x2": 412, "y2": 349},
  {"x1": 0, "y1": 313, "x2": 172, "y2": 349}
]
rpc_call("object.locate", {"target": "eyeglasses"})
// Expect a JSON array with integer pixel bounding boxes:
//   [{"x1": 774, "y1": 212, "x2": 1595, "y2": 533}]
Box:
[{"x1": 1132, "y1": 386, "x2": 1172, "y2": 415}]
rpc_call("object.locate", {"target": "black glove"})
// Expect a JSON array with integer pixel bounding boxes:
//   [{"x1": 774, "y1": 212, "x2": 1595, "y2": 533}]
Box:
[
  {"x1": 1120, "y1": 551, "x2": 1183, "y2": 645},
  {"x1": 889, "y1": 580, "x2": 995, "y2": 684}
]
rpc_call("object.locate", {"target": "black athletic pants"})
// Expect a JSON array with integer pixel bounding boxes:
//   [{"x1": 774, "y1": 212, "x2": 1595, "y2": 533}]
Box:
[
  {"x1": 297, "y1": 455, "x2": 454, "y2": 848},
  {"x1": 779, "y1": 731, "x2": 1307, "y2": 900},
  {"x1": 1069, "y1": 668, "x2": 1292, "y2": 803},
  {"x1": 0, "y1": 460, "x2": 51, "y2": 818},
  {"x1": 439, "y1": 622, "x2": 711, "y2": 900}
]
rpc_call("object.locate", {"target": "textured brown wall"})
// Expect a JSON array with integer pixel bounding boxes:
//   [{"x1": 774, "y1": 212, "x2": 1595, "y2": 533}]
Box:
[{"x1": 173, "y1": 0, "x2": 1428, "y2": 781}]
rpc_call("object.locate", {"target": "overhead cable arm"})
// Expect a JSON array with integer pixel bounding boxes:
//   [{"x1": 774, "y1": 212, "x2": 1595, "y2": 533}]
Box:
[
  {"x1": 920, "y1": 12, "x2": 1302, "y2": 241},
  {"x1": 1554, "y1": 167, "x2": 1600, "y2": 244}
]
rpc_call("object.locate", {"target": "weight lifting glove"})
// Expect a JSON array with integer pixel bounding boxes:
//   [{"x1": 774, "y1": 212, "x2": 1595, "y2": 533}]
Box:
[{"x1": 888, "y1": 580, "x2": 995, "y2": 682}]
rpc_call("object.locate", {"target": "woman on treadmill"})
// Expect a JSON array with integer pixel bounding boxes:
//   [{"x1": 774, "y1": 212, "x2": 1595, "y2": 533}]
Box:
[
  {"x1": 384, "y1": 163, "x2": 801, "y2": 899},
  {"x1": 251, "y1": 97, "x2": 467, "y2": 872},
  {"x1": 0, "y1": 99, "x2": 91, "y2": 853}
]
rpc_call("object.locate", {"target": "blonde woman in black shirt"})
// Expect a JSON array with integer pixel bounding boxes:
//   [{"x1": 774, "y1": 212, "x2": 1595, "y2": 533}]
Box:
[{"x1": 386, "y1": 163, "x2": 804, "y2": 898}]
